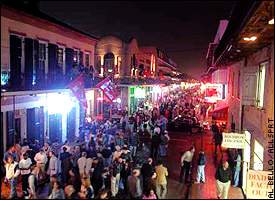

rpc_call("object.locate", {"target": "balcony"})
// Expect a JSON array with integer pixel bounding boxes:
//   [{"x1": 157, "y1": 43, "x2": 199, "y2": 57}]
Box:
[{"x1": 1, "y1": 65, "x2": 102, "y2": 93}]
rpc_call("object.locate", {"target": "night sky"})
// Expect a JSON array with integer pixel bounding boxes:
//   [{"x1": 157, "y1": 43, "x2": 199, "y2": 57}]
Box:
[{"x1": 39, "y1": 1, "x2": 236, "y2": 79}]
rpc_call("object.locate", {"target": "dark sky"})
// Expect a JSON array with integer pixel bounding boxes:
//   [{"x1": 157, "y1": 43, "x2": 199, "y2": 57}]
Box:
[{"x1": 38, "y1": 1, "x2": 236, "y2": 79}]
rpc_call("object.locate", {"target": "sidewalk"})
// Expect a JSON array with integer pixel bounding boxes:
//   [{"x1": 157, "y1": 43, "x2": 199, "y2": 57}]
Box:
[{"x1": 188, "y1": 131, "x2": 245, "y2": 199}]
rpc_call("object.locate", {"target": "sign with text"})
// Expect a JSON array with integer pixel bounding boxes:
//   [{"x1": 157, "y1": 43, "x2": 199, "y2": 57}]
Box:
[
  {"x1": 247, "y1": 170, "x2": 273, "y2": 199},
  {"x1": 221, "y1": 132, "x2": 246, "y2": 149}
]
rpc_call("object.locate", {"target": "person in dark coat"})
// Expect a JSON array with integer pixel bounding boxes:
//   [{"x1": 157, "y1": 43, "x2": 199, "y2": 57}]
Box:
[
  {"x1": 59, "y1": 146, "x2": 72, "y2": 185},
  {"x1": 151, "y1": 128, "x2": 161, "y2": 162},
  {"x1": 141, "y1": 158, "x2": 154, "y2": 192}
]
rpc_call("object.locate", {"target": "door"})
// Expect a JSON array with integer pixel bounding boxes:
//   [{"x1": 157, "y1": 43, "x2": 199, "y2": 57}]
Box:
[
  {"x1": 27, "y1": 107, "x2": 44, "y2": 144},
  {"x1": 67, "y1": 107, "x2": 76, "y2": 142},
  {"x1": 6, "y1": 111, "x2": 15, "y2": 149},
  {"x1": 49, "y1": 114, "x2": 62, "y2": 143}
]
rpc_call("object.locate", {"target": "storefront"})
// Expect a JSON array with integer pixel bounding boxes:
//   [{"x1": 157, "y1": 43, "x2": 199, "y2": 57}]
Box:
[
  {"x1": 128, "y1": 85, "x2": 163, "y2": 114},
  {"x1": 1, "y1": 89, "x2": 81, "y2": 151}
]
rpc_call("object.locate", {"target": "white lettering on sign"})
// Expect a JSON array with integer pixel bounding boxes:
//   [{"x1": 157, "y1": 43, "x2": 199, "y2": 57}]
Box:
[{"x1": 221, "y1": 132, "x2": 245, "y2": 149}]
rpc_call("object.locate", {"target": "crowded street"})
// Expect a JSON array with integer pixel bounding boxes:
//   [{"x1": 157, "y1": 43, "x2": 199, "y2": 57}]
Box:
[{"x1": 1, "y1": 0, "x2": 274, "y2": 199}]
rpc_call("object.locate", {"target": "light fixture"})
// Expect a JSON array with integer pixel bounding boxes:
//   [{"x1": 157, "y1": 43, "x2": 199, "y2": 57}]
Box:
[
  {"x1": 268, "y1": 18, "x2": 274, "y2": 25},
  {"x1": 243, "y1": 36, "x2": 257, "y2": 41}
]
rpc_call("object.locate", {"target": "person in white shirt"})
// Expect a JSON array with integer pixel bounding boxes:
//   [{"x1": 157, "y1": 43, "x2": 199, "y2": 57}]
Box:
[
  {"x1": 19, "y1": 153, "x2": 32, "y2": 197},
  {"x1": 34, "y1": 149, "x2": 48, "y2": 173},
  {"x1": 5, "y1": 154, "x2": 21, "y2": 198},
  {"x1": 179, "y1": 146, "x2": 195, "y2": 183},
  {"x1": 78, "y1": 152, "x2": 88, "y2": 178}
]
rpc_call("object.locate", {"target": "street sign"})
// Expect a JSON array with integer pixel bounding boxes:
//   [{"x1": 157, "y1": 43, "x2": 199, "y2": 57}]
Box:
[{"x1": 221, "y1": 132, "x2": 246, "y2": 149}]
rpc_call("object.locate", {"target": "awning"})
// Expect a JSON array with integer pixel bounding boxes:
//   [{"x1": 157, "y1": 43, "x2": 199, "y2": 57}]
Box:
[{"x1": 211, "y1": 105, "x2": 229, "y2": 121}]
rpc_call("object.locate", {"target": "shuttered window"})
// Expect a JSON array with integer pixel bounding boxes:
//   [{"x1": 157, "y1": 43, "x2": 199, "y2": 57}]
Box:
[
  {"x1": 10, "y1": 34, "x2": 23, "y2": 89},
  {"x1": 256, "y1": 62, "x2": 267, "y2": 108},
  {"x1": 242, "y1": 66, "x2": 258, "y2": 106}
]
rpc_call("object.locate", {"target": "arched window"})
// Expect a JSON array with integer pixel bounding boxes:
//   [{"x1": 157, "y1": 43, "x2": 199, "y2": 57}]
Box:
[{"x1": 104, "y1": 53, "x2": 115, "y2": 73}]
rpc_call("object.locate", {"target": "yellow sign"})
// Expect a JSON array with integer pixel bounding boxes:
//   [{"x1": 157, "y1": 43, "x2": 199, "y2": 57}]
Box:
[
  {"x1": 247, "y1": 170, "x2": 273, "y2": 199},
  {"x1": 222, "y1": 132, "x2": 246, "y2": 149}
]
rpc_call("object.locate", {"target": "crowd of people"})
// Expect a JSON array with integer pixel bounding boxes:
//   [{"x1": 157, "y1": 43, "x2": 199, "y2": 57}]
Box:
[
  {"x1": 1, "y1": 86, "x2": 243, "y2": 200},
  {"x1": 2, "y1": 101, "x2": 174, "y2": 199}
]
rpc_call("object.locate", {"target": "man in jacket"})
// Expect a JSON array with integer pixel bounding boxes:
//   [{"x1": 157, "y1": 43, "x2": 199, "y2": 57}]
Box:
[
  {"x1": 195, "y1": 150, "x2": 206, "y2": 183},
  {"x1": 215, "y1": 160, "x2": 232, "y2": 199}
]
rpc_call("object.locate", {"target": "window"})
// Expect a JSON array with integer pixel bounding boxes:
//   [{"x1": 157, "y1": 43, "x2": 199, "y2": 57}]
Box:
[
  {"x1": 253, "y1": 140, "x2": 264, "y2": 171},
  {"x1": 35, "y1": 42, "x2": 47, "y2": 85},
  {"x1": 1, "y1": 71, "x2": 9, "y2": 86},
  {"x1": 104, "y1": 53, "x2": 115, "y2": 74},
  {"x1": 73, "y1": 49, "x2": 80, "y2": 65},
  {"x1": 85, "y1": 53, "x2": 90, "y2": 67},
  {"x1": 256, "y1": 62, "x2": 267, "y2": 107},
  {"x1": 57, "y1": 47, "x2": 65, "y2": 75}
]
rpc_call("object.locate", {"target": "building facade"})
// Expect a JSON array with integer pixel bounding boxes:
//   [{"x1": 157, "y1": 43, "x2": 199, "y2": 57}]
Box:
[
  {"x1": 95, "y1": 35, "x2": 180, "y2": 115},
  {"x1": 1, "y1": 4, "x2": 98, "y2": 156},
  {"x1": 208, "y1": 1, "x2": 274, "y2": 198}
]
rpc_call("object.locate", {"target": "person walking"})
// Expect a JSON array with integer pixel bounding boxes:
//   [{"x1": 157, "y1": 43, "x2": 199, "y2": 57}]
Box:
[
  {"x1": 151, "y1": 127, "x2": 161, "y2": 161},
  {"x1": 233, "y1": 151, "x2": 242, "y2": 187},
  {"x1": 215, "y1": 160, "x2": 232, "y2": 199},
  {"x1": 127, "y1": 168, "x2": 143, "y2": 199},
  {"x1": 179, "y1": 146, "x2": 195, "y2": 183},
  {"x1": 155, "y1": 160, "x2": 168, "y2": 199},
  {"x1": 19, "y1": 152, "x2": 32, "y2": 197},
  {"x1": 195, "y1": 150, "x2": 206, "y2": 184}
]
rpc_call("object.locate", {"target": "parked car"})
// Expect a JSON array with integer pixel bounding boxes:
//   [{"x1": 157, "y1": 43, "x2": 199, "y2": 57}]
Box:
[{"x1": 168, "y1": 115, "x2": 203, "y2": 134}]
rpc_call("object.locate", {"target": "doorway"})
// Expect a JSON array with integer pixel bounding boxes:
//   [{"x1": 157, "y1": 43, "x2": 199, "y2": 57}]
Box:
[{"x1": 49, "y1": 113, "x2": 62, "y2": 143}]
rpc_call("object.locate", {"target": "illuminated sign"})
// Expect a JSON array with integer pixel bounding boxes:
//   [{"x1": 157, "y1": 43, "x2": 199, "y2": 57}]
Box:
[
  {"x1": 246, "y1": 170, "x2": 273, "y2": 199},
  {"x1": 202, "y1": 83, "x2": 223, "y2": 102},
  {"x1": 221, "y1": 132, "x2": 246, "y2": 149}
]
